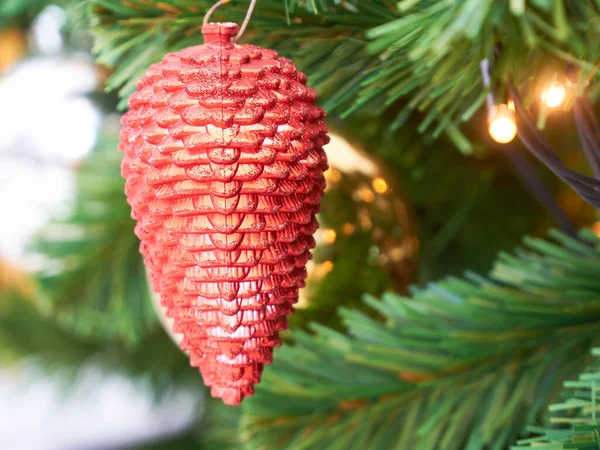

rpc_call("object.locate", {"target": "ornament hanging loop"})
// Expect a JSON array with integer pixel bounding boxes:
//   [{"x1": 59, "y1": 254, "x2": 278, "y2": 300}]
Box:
[{"x1": 203, "y1": 0, "x2": 258, "y2": 42}]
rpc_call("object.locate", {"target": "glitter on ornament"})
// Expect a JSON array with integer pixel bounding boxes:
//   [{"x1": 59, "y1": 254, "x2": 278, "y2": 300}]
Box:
[{"x1": 119, "y1": 22, "x2": 328, "y2": 405}]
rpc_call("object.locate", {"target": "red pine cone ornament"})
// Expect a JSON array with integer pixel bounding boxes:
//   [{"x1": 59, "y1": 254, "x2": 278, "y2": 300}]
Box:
[{"x1": 119, "y1": 22, "x2": 329, "y2": 405}]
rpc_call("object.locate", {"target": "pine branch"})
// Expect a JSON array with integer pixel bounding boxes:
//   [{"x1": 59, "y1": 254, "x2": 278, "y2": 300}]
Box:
[
  {"x1": 0, "y1": 289, "x2": 99, "y2": 369},
  {"x1": 0, "y1": 0, "x2": 48, "y2": 27},
  {"x1": 89, "y1": 1, "x2": 600, "y2": 151},
  {"x1": 88, "y1": 0, "x2": 388, "y2": 109},
  {"x1": 197, "y1": 400, "x2": 243, "y2": 449},
  {"x1": 31, "y1": 135, "x2": 157, "y2": 345},
  {"x1": 0, "y1": 286, "x2": 200, "y2": 394},
  {"x1": 513, "y1": 347, "x2": 600, "y2": 449},
  {"x1": 240, "y1": 228, "x2": 600, "y2": 449}
]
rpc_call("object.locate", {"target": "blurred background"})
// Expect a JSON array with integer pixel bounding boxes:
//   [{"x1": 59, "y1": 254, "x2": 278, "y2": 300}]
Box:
[
  {"x1": 0, "y1": 4, "x2": 201, "y2": 449},
  {"x1": 0, "y1": 1, "x2": 597, "y2": 449}
]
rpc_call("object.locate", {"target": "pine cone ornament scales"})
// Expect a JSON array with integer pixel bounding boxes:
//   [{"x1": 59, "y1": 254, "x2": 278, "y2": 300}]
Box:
[{"x1": 119, "y1": 22, "x2": 329, "y2": 405}]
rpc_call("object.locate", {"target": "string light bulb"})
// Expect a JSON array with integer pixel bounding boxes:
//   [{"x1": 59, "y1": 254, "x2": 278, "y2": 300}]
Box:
[
  {"x1": 541, "y1": 81, "x2": 566, "y2": 108},
  {"x1": 488, "y1": 104, "x2": 517, "y2": 144}
]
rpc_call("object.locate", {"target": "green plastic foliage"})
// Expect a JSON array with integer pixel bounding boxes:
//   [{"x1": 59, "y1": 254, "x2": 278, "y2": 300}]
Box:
[
  {"x1": 88, "y1": 0, "x2": 383, "y2": 109},
  {"x1": 0, "y1": 0, "x2": 85, "y2": 29},
  {"x1": 0, "y1": 288, "x2": 199, "y2": 394},
  {"x1": 0, "y1": 290, "x2": 98, "y2": 369},
  {"x1": 0, "y1": 136, "x2": 203, "y2": 393},
  {"x1": 31, "y1": 135, "x2": 156, "y2": 345},
  {"x1": 89, "y1": 0, "x2": 600, "y2": 151},
  {"x1": 240, "y1": 229, "x2": 600, "y2": 450},
  {"x1": 0, "y1": 0, "x2": 49, "y2": 27},
  {"x1": 513, "y1": 348, "x2": 600, "y2": 449}
]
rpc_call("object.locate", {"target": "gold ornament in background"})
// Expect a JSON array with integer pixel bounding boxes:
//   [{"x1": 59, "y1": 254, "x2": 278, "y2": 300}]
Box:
[
  {"x1": 297, "y1": 133, "x2": 419, "y2": 308},
  {"x1": 0, "y1": 29, "x2": 27, "y2": 73},
  {"x1": 150, "y1": 132, "x2": 419, "y2": 342}
]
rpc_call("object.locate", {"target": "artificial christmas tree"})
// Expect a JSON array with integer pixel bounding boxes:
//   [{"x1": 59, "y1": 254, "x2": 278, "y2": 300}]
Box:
[{"x1": 2, "y1": 1, "x2": 600, "y2": 449}]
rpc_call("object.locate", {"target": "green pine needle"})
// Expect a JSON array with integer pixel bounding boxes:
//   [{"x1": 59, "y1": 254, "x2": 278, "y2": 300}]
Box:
[
  {"x1": 31, "y1": 135, "x2": 156, "y2": 346},
  {"x1": 240, "y1": 228, "x2": 600, "y2": 450},
  {"x1": 88, "y1": 0, "x2": 600, "y2": 150},
  {"x1": 512, "y1": 347, "x2": 600, "y2": 449}
]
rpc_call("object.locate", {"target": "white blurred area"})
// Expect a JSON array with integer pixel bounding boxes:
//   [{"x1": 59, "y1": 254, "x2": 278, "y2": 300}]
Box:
[
  {"x1": 0, "y1": 7, "x2": 196, "y2": 450},
  {"x1": 0, "y1": 366, "x2": 197, "y2": 450},
  {"x1": 0, "y1": 55, "x2": 101, "y2": 266},
  {"x1": 0, "y1": 5, "x2": 100, "y2": 269}
]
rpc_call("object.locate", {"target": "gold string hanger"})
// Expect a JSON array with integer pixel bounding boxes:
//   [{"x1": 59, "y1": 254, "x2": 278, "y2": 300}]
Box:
[{"x1": 203, "y1": 0, "x2": 258, "y2": 42}]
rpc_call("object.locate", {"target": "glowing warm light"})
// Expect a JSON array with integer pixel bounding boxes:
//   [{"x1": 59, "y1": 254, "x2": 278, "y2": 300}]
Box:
[
  {"x1": 342, "y1": 223, "x2": 355, "y2": 235},
  {"x1": 372, "y1": 177, "x2": 388, "y2": 194},
  {"x1": 355, "y1": 186, "x2": 375, "y2": 203},
  {"x1": 309, "y1": 261, "x2": 335, "y2": 280},
  {"x1": 488, "y1": 104, "x2": 517, "y2": 144},
  {"x1": 358, "y1": 209, "x2": 372, "y2": 230},
  {"x1": 507, "y1": 99, "x2": 515, "y2": 113},
  {"x1": 389, "y1": 247, "x2": 406, "y2": 262},
  {"x1": 592, "y1": 221, "x2": 600, "y2": 237},
  {"x1": 542, "y1": 81, "x2": 566, "y2": 108},
  {"x1": 321, "y1": 261, "x2": 334, "y2": 274},
  {"x1": 322, "y1": 228, "x2": 337, "y2": 244},
  {"x1": 0, "y1": 29, "x2": 27, "y2": 72},
  {"x1": 325, "y1": 168, "x2": 341, "y2": 182}
]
